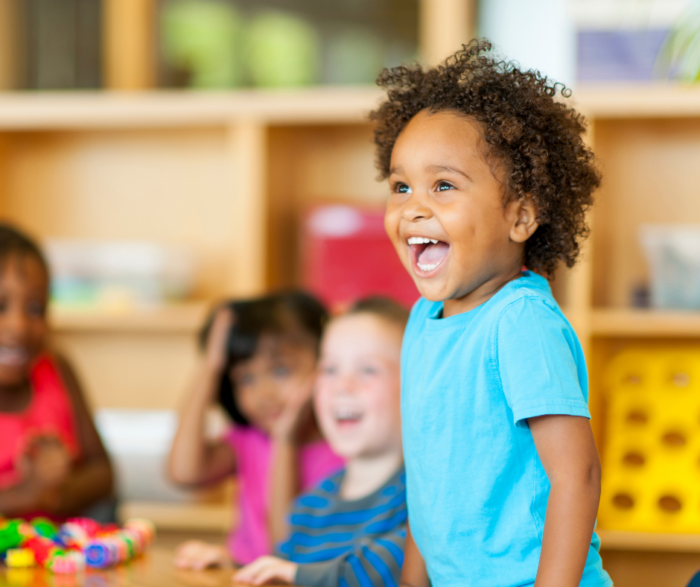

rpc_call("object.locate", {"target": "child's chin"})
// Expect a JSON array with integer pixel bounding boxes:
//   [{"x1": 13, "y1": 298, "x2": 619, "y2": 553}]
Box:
[
  {"x1": 0, "y1": 365, "x2": 28, "y2": 386},
  {"x1": 328, "y1": 439, "x2": 365, "y2": 460},
  {"x1": 414, "y1": 282, "x2": 448, "y2": 302}
]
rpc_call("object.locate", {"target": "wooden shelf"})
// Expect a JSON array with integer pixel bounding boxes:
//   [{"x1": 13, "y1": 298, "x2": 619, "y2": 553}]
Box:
[
  {"x1": 118, "y1": 501, "x2": 235, "y2": 532},
  {"x1": 574, "y1": 84, "x2": 700, "y2": 119},
  {"x1": 0, "y1": 85, "x2": 698, "y2": 131},
  {"x1": 599, "y1": 529, "x2": 700, "y2": 553},
  {"x1": 591, "y1": 309, "x2": 700, "y2": 337},
  {"x1": 0, "y1": 87, "x2": 383, "y2": 130},
  {"x1": 49, "y1": 302, "x2": 210, "y2": 334}
]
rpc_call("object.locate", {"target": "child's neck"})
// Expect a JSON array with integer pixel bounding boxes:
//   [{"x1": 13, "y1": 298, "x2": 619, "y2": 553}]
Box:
[
  {"x1": 339, "y1": 449, "x2": 403, "y2": 501},
  {"x1": 442, "y1": 263, "x2": 525, "y2": 318}
]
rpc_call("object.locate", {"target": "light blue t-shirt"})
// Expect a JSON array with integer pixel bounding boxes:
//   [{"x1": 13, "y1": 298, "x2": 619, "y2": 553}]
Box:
[{"x1": 401, "y1": 271, "x2": 612, "y2": 587}]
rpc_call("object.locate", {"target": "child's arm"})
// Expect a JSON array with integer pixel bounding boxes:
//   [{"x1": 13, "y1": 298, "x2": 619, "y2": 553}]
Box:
[
  {"x1": 167, "y1": 308, "x2": 237, "y2": 486},
  {"x1": 400, "y1": 523, "x2": 430, "y2": 587},
  {"x1": 234, "y1": 525, "x2": 407, "y2": 586},
  {"x1": 45, "y1": 355, "x2": 113, "y2": 515},
  {"x1": 0, "y1": 355, "x2": 114, "y2": 517},
  {"x1": 0, "y1": 435, "x2": 71, "y2": 515},
  {"x1": 529, "y1": 414, "x2": 601, "y2": 587},
  {"x1": 268, "y1": 375, "x2": 315, "y2": 545}
]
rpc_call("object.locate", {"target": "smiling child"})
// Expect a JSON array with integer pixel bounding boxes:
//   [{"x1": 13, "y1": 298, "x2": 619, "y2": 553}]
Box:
[
  {"x1": 234, "y1": 298, "x2": 408, "y2": 587},
  {"x1": 0, "y1": 223, "x2": 113, "y2": 520},
  {"x1": 372, "y1": 40, "x2": 612, "y2": 586}
]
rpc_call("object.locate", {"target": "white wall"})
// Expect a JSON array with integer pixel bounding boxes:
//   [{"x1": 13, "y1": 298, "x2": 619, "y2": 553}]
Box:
[{"x1": 479, "y1": 0, "x2": 576, "y2": 86}]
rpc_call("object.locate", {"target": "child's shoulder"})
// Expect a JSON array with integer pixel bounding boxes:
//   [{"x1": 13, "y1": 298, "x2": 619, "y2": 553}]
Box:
[
  {"x1": 492, "y1": 271, "x2": 565, "y2": 324},
  {"x1": 494, "y1": 273, "x2": 580, "y2": 354}
]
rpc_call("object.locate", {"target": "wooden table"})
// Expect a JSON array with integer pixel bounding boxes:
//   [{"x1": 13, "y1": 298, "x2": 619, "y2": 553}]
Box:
[{"x1": 0, "y1": 547, "x2": 286, "y2": 587}]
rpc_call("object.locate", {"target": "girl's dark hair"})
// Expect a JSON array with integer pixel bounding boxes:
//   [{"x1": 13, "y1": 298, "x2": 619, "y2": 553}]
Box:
[
  {"x1": 200, "y1": 290, "x2": 328, "y2": 426},
  {"x1": 347, "y1": 296, "x2": 409, "y2": 329},
  {"x1": 370, "y1": 38, "x2": 601, "y2": 276},
  {"x1": 0, "y1": 223, "x2": 49, "y2": 278}
]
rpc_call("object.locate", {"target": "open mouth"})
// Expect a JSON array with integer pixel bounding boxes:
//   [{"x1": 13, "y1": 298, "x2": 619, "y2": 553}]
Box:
[
  {"x1": 333, "y1": 407, "x2": 364, "y2": 428},
  {"x1": 0, "y1": 345, "x2": 29, "y2": 367},
  {"x1": 407, "y1": 236, "x2": 450, "y2": 275}
]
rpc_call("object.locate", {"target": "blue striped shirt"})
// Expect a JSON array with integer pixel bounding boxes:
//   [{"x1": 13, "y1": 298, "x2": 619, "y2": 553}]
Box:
[{"x1": 277, "y1": 467, "x2": 406, "y2": 587}]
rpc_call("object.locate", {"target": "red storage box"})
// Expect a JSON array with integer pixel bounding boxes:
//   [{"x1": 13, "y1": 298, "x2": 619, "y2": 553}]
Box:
[{"x1": 301, "y1": 205, "x2": 419, "y2": 311}]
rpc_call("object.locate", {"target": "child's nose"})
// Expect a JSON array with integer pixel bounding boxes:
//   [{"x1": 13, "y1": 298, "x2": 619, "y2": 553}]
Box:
[
  {"x1": 335, "y1": 374, "x2": 357, "y2": 396},
  {"x1": 400, "y1": 190, "x2": 433, "y2": 222},
  {"x1": 5, "y1": 307, "x2": 29, "y2": 338}
]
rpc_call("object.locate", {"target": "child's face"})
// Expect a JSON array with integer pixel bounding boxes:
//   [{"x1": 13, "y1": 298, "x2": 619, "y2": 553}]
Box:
[
  {"x1": 0, "y1": 254, "x2": 48, "y2": 387},
  {"x1": 230, "y1": 335, "x2": 317, "y2": 434},
  {"x1": 314, "y1": 313, "x2": 402, "y2": 460},
  {"x1": 385, "y1": 109, "x2": 535, "y2": 313}
]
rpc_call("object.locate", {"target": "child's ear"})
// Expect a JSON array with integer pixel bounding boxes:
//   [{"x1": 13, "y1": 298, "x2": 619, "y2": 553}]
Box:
[{"x1": 509, "y1": 195, "x2": 539, "y2": 243}]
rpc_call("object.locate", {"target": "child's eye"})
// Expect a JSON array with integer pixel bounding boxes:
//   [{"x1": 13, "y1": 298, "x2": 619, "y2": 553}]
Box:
[
  {"x1": 360, "y1": 366, "x2": 378, "y2": 376},
  {"x1": 238, "y1": 373, "x2": 255, "y2": 387},
  {"x1": 436, "y1": 181, "x2": 455, "y2": 192},
  {"x1": 27, "y1": 301, "x2": 46, "y2": 318},
  {"x1": 392, "y1": 182, "x2": 411, "y2": 194},
  {"x1": 270, "y1": 365, "x2": 291, "y2": 378},
  {"x1": 320, "y1": 365, "x2": 337, "y2": 376}
]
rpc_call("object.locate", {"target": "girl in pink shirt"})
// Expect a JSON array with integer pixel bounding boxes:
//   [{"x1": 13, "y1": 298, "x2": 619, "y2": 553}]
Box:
[{"x1": 169, "y1": 292, "x2": 342, "y2": 569}]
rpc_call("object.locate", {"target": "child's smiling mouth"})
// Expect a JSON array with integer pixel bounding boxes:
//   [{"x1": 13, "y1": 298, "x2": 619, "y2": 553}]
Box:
[
  {"x1": 0, "y1": 344, "x2": 29, "y2": 367},
  {"x1": 407, "y1": 236, "x2": 450, "y2": 276},
  {"x1": 333, "y1": 406, "x2": 364, "y2": 430}
]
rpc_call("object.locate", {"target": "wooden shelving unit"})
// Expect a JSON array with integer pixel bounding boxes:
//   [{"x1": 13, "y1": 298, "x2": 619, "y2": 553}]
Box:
[{"x1": 574, "y1": 84, "x2": 700, "y2": 587}]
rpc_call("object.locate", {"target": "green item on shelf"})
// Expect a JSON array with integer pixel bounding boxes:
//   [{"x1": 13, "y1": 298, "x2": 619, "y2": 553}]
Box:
[
  {"x1": 659, "y1": 5, "x2": 700, "y2": 83},
  {"x1": 326, "y1": 26, "x2": 384, "y2": 85},
  {"x1": 247, "y1": 11, "x2": 319, "y2": 88},
  {"x1": 0, "y1": 520, "x2": 23, "y2": 554},
  {"x1": 161, "y1": 0, "x2": 244, "y2": 88}
]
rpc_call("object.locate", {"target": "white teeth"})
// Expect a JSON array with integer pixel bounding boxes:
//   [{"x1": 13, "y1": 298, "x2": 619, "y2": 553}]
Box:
[
  {"x1": 417, "y1": 262, "x2": 439, "y2": 272},
  {"x1": 407, "y1": 236, "x2": 434, "y2": 245},
  {"x1": 334, "y1": 407, "x2": 363, "y2": 421},
  {"x1": 429, "y1": 239, "x2": 438, "y2": 244},
  {"x1": 0, "y1": 346, "x2": 29, "y2": 367}
]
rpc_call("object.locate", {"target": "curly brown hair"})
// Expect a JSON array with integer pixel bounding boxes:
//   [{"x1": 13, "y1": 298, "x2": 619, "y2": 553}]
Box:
[{"x1": 370, "y1": 38, "x2": 600, "y2": 276}]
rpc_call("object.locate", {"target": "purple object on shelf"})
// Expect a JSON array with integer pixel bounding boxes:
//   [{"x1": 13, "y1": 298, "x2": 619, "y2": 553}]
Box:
[{"x1": 577, "y1": 28, "x2": 669, "y2": 82}]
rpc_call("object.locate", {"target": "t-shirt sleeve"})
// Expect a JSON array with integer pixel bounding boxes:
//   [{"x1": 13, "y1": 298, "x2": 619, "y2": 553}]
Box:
[
  {"x1": 496, "y1": 296, "x2": 591, "y2": 426},
  {"x1": 293, "y1": 527, "x2": 406, "y2": 587}
]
